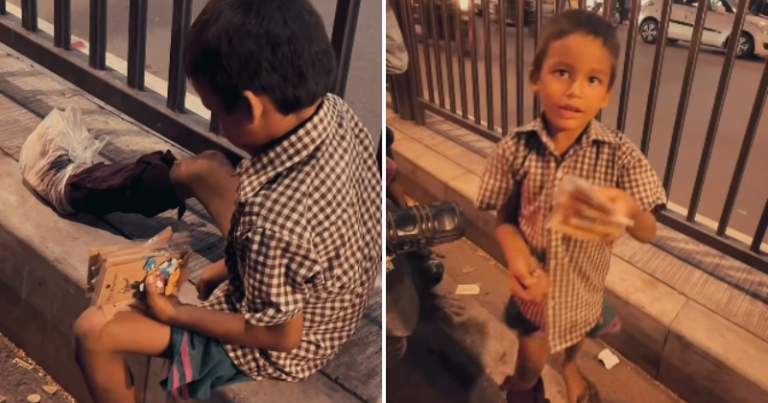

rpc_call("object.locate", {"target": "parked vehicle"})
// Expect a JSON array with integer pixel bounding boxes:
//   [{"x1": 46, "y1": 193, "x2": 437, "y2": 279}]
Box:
[
  {"x1": 385, "y1": 155, "x2": 465, "y2": 368},
  {"x1": 638, "y1": 0, "x2": 768, "y2": 58},
  {"x1": 413, "y1": 0, "x2": 474, "y2": 54},
  {"x1": 474, "y1": 0, "x2": 537, "y2": 27},
  {"x1": 592, "y1": 0, "x2": 622, "y2": 27}
]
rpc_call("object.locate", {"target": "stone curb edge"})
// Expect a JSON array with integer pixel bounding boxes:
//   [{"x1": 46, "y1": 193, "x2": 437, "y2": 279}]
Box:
[{"x1": 386, "y1": 111, "x2": 768, "y2": 403}]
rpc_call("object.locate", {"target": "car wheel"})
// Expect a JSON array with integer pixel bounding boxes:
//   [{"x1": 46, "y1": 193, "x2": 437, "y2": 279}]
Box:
[
  {"x1": 639, "y1": 18, "x2": 659, "y2": 44},
  {"x1": 736, "y1": 32, "x2": 755, "y2": 59}
]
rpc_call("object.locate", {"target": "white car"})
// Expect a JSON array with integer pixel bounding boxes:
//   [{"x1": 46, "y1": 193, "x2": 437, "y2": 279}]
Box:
[{"x1": 638, "y1": 0, "x2": 768, "y2": 58}]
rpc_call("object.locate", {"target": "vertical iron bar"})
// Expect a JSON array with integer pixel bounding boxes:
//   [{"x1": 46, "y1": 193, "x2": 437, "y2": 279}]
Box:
[
  {"x1": 482, "y1": 0, "x2": 494, "y2": 130},
  {"x1": 0, "y1": 0, "x2": 5, "y2": 15},
  {"x1": 418, "y1": 0, "x2": 436, "y2": 103},
  {"x1": 330, "y1": 0, "x2": 360, "y2": 98},
  {"x1": 515, "y1": 0, "x2": 524, "y2": 126},
  {"x1": 428, "y1": 0, "x2": 445, "y2": 107},
  {"x1": 210, "y1": 113, "x2": 220, "y2": 134},
  {"x1": 578, "y1": 0, "x2": 585, "y2": 9},
  {"x1": 532, "y1": 0, "x2": 542, "y2": 118},
  {"x1": 53, "y1": 0, "x2": 72, "y2": 50},
  {"x1": 499, "y1": 0, "x2": 508, "y2": 136},
  {"x1": 662, "y1": 0, "x2": 708, "y2": 194},
  {"x1": 616, "y1": 0, "x2": 640, "y2": 132},
  {"x1": 404, "y1": 0, "x2": 425, "y2": 100},
  {"x1": 638, "y1": 0, "x2": 673, "y2": 155},
  {"x1": 687, "y1": 0, "x2": 749, "y2": 223},
  {"x1": 440, "y1": 0, "x2": 456, "y2": 113},
  {"x1": 167, "y1": 0, "x2": 192, "y2": 112},
  {"x1": 602, "y1": 0, "x2": 611, "y2": 17},
  {"x1": 54, "y1": 0, "x2": 71, "y2": 49},
  {"x1": 393, "y1": 0, "x2": 419, "y2": 121},
  {"x1": 469, "y1": 1, "x2": 481, "y2": 124},
  {"x1": 455, "y1": 0, "x2": 469, "y2": 118},
  {"x1": 718, "y1": 60, "x2": 768, "y2": 237},
  {"x1": 89, "y1": 0, "x2": 106, "y2": 69},
  {"x1": 555, "y1": 0, "x2": 560, "y2": 14},
  {"x1": 21, "y1": 0, "x2": 37, "y2": 31},
  {"x1": 127, "y1": 0, "x2": 148, "y2": 90},
  {"x1": 751, "y1": 198, "x2": 768, "y2": 253}
]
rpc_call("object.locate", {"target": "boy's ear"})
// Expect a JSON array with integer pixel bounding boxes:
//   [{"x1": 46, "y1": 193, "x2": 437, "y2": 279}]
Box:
[
  {"x1": 529, "y1": 70, "x2": 539, "y2": 95},
  {"x1": 242, "y1": 90, "x2": 264, "y2": 123}
]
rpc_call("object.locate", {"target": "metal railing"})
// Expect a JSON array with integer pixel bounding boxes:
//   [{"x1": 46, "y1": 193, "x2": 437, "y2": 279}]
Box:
[
  {"x1": 0, "y1": 0, "x2": 360, "y2": 167},
  {"x1": 389, "y1": 0, "x2": 768, "y2": 274}
]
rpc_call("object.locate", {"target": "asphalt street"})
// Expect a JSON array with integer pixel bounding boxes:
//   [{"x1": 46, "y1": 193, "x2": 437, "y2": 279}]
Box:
[
  {"x1": 386, "y1": 237, "x2": 686, "y2": 403},
  {"x1": 412, "y1": 19, "x2": 768, "y2": 239},
  {"x1": 7, "y1": 0, "x2": 382, "y2": 138}
]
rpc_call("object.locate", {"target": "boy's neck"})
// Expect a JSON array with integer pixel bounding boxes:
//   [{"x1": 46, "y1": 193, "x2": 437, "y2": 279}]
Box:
[
  {"x1": 248, "y1": 99, "x2": 323, "y2": 155},
  {"x1": 542, "y1": 116, "x2": 588, "y2": 156}
]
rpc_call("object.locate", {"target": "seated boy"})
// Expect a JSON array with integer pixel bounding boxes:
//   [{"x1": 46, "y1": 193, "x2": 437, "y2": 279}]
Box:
[
  {"x1": 72, "y1": 1, "x2": 381, "y2": 402},
  {"x1": 475, "y1": 10, "x2": 666, "y2": 403}
]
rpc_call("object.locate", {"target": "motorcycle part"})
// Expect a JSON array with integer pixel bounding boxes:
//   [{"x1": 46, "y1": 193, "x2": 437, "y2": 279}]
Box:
[{"x1": 386, "y1": 200, "x2": 465, "y2": 255}]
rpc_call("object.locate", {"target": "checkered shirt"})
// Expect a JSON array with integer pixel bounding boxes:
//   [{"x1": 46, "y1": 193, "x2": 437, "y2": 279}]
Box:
[
  {"x1": 201, "y1": 94, "x2": 382, "y2": 380},
  {"x1": 476, "y1": 119, "x2": 666, "y2": 353}
]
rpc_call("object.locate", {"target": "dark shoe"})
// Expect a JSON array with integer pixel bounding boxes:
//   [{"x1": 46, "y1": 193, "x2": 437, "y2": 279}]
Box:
[
  {"x1": 65, "y1": 150, "x2": 185, "y2": 219},
  {"x1": 505, "y1": 378, "x2": 549, "y2": 403}
]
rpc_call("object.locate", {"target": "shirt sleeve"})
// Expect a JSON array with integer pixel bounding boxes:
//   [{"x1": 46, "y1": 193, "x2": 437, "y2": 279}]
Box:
[
  {"x1": 476, "y1": 137, "x2": 516, "y2": 212},
  {"x1": 617, "y1": 142, "x2": 667, "y2": 213},
  {"x1": 238, "y1": 227, "x2": 319, "y2": 327}
]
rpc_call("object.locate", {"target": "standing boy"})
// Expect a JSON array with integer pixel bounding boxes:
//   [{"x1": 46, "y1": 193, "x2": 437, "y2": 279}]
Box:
[
  {"x1": 72, "y1": 1, "x2": 381, "y2": 402},
  {"x1": 476, "y1": 10, "x2": 666, "y2": 403}
]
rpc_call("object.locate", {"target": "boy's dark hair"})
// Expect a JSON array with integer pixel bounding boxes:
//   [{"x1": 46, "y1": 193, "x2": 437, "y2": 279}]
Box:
[
  {"x1": 531, "y1": 9, "x2": 621, "y2": 87},
  {"x1": 184, "y1": 0, "x2": 337, "y2": 115}
]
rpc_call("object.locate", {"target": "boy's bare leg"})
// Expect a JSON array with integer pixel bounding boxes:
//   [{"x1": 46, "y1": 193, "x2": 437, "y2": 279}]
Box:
[
  {"x1": 74, "y1": 307, "x2": 172, "y2": 403},
  {"x1": 502, "y1": 336, "x2": 550, "y2": 391},
  {"x1": 562, "y1": 339, "x2": 587, "y2": 403},
  {"x1": 169, "y1": 150, "x2": 239, "y2": 237}
]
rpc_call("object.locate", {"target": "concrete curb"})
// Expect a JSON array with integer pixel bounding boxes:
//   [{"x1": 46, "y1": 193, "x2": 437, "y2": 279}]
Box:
[
  {"x1": 0, "y1": 153, "x2": 363, "y2": 403},
  {"x1": 387, "y1": 109, "x2": 768, "y2": 403}
]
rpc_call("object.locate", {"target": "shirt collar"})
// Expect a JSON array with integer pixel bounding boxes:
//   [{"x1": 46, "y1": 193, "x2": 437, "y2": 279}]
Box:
[
  {"x1": 235, "y1": 93, "x2": 339, "y2": 199},
  {"x1": 513, "y1": 116, "x2": 619, "y2": 145}
]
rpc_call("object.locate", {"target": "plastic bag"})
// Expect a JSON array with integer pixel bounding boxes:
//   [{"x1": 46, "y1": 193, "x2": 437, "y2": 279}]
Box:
[
  {"x1": 546, "y1": 175, "x2": 633, "y2": 241},
  {"x1": 19, "y1": 106, "x2": 106, "y2": 214}
]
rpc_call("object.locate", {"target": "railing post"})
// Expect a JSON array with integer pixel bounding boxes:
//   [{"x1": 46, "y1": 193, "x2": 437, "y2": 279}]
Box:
[
  {"x1": 330, "y1": 0, "x2": 361, "y2": 99},
  {"x1": 54, "y1": 0, "x2": 71, "y2": 49},
  {"x1": 389, "y1": 0, "x2": 420, "y2": 122},
  {"x1": 21, "y1": 0, "x2": 37, "y2": 31},
  {"x1": 167, "y1": 0, "x2": 192, "y2": 112},
  {"x1": 89, "y1": 0, "x2": 107, "y2": 69}
]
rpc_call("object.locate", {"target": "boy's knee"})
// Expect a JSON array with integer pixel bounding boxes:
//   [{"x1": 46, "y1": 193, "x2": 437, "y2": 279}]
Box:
[
  {"x1": 514, "y1": 360, "x2": 545, "y2": 389},
  {"x1": 170, "y1": 150, "x2": 232, "y2": 187},
  {"x1": 73, "y1": 306, "x2": 109, "y2": 354}
]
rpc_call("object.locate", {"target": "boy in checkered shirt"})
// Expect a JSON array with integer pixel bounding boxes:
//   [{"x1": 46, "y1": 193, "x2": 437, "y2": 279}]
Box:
[
  {"x1": 71, "y1": 1, "x2": 380, "y2": 402},
  {"x1": 476, "y1": 10, "x2": 666, "y2": 403}
]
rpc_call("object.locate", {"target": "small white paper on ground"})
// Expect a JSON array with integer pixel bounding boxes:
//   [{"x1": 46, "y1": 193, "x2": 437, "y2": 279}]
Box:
[
  {"x1": 598, "y1": 348, "x2": 620, "y2": 370},
  {"x1": 455, "y1": 284, "x2": 481, "y2": 295}
]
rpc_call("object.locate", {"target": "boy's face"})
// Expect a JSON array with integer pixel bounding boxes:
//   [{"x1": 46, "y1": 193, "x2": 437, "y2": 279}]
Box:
[
  {"x1": 531, "y1": 33, "x2": 613, "y2": 134},
  {"x1": 191, "y1": 78, "x2": 269, "y2": 152}
]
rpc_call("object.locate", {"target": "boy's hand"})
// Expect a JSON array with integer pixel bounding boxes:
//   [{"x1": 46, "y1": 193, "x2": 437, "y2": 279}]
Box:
[
  {"x1": 145, "y1": 275, "x2": 184, "y2": 324},
  {"x1": 507, "y1": 254, "x2": 540, "y2": 301},
  {"x1": 596, "y1": 187, "x2": 640, "y2": 220},
  {"x1": 524, "y1": 266, "x2": 549, "y2": 303},
  {"x1": 566, "y1": 186, "x2": 640, "y2": 241}
]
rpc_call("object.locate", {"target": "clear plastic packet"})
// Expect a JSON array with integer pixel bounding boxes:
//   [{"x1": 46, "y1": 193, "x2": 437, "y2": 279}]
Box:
[
  {"x1": 546, "y1": 175, "x2": 633, "y2": 241},
  {"x1": 19, "y1": 106, "x2": 106, "y2": 214}
]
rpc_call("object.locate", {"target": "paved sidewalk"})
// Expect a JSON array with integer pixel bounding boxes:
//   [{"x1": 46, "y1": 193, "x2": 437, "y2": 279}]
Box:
[
  {"x1": 387, "y1": 106, "x2": 768, "y2": 403},
  {"x1": 388, "y1": 237, "x2": 685, "y2": 403},
  {"x1": 0, "y1": 45, "x2": 380, "y2": 403}
]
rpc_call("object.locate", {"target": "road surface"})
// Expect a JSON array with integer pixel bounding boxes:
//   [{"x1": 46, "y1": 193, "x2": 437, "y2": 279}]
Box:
[
  {"x1": 386, "y1": 237, "x2": 686, "y2": 403},
  {"x1": 6, "y1": 0, "x2": 382, "y2": 137},
  {"x1": 0, "y1": 333, "x2": 73, "y2": 403},
  {"x1": 411, "y1": 18, "x2": 768, "y2": 240}
]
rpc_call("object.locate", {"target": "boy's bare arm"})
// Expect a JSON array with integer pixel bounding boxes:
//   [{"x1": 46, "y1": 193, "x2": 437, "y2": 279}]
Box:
[
  {"x1": 627, "y1": 206, "x2": 657, "y2": 243},
  {"x1": 170, "y1": 305, "x2": 304, "y2": 352},
  {"x1": 496, "y1": 212, "x2": 538, "y2": 300}
]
